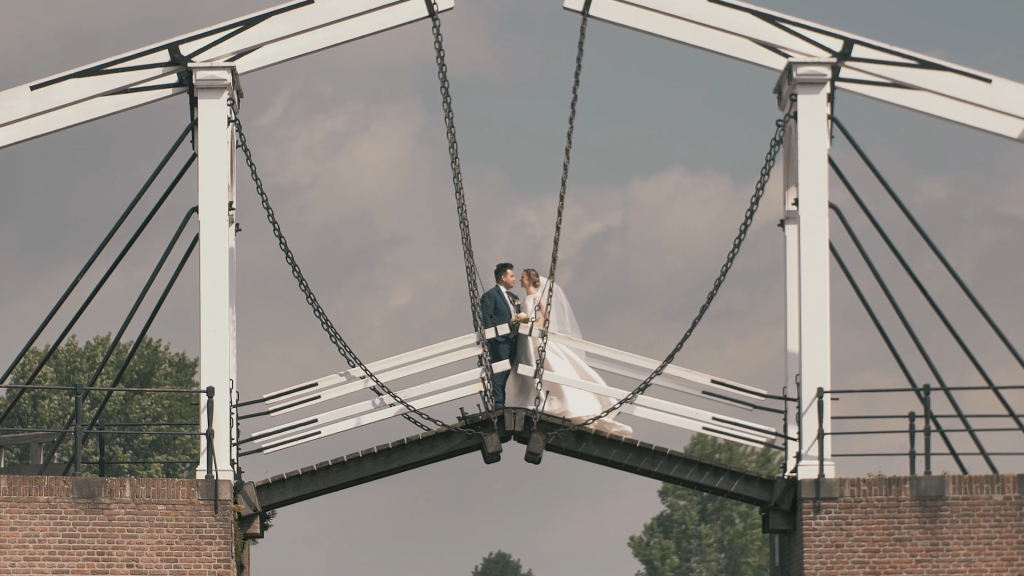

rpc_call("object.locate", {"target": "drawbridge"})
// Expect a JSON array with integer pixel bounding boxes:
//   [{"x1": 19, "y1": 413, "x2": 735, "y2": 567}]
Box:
[{"x1": 2, "y1": 0, "x2": 1023, "y2": 549}]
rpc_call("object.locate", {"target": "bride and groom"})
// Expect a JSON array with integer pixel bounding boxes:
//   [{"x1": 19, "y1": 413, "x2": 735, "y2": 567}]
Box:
[{"x1": 480, "y1": 262, "x2": 631, "y2": 436}]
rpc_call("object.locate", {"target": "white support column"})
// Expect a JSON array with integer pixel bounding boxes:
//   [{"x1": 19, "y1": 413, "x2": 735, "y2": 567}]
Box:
[
  {"x1": 780, "y1": 102, "x2": 800, "y2": 477},
  {"x1": 228, "y1": 100, "x2": 239, "y2": 475},
  {"x1": 775, "y1": 58, "x2": 836, "y2": 480},
  {"x1": 191, "y1": 63, "x2": 238, "y2": 481}
]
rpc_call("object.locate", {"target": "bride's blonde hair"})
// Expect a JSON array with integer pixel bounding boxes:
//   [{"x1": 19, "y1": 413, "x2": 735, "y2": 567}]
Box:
[{"x1": 523, "y1": 268, "x2": 541, "y2": 289}]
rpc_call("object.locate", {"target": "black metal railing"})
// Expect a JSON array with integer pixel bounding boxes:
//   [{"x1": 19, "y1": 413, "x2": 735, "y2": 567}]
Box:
[
  {"x1": 816, "y1": 384, "x2": 1024, "y2": 480},
  {"x1": 0, "y1": 383, "x2": 208, "y2": 477}
]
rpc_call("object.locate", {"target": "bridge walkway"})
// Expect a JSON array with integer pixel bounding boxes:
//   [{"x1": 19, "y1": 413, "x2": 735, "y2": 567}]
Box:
[{"x1": 235, "y1": 409, "x2": 797, "y2": 531}]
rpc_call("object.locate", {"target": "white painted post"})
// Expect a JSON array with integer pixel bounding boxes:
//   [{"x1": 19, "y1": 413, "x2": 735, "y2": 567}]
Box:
[
  {"x1": 775, "y1": 58, "x2": 836, "y2": 480},
  {"x1": 228, "y1": 99, "x2": 239, "y2": 475},
  {"x1": 780, "y1": 102, "x2": 801, "y2": 477},
  {"x1": 191, "y1": 63, "x2": 238, "y2": 481}
]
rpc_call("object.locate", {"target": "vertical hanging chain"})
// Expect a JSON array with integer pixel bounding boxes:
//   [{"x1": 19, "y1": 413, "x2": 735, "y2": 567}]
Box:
[
  {"x1": 549, "y1": 114, "x2": 793, "y2": 437},
  {"x1": 532, "y1": 0, "x2": 594, "y2": 421},
  {"x1": 425, "y1": 0, "x2": 499, "y2": 417},
  {"x1": 230, "y1": 104, "x2": 503, "y2": 436}
]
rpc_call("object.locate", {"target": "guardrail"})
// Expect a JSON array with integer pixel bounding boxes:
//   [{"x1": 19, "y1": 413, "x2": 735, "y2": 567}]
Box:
[
  {"x1": 816, "y1": 384, "x2": 1024, "y2": 480},
  {"x1": 0, "y1": 383, "x2": 206, "y2": 477}
]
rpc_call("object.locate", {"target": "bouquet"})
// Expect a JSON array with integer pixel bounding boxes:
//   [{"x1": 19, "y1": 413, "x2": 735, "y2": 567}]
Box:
[{"x1": 510, "y1": 312, "x2": 530, "y2": 332}]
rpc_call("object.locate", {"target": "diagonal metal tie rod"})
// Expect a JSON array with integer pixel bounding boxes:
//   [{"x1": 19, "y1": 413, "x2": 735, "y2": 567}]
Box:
[
  {"x1": 59, "y1": 233, "x2": 199, "y2": 477},
  {"x1": 0, "y1": 121, "x2": 195, "y2": 389},
  {"x1": 829, "y1": 202, "x2": 995, "y2": 473},
  {"x1": 831, "y1": 116, "x2": 1024, "y2": 376},
  {"x1": 38, "y1": 207, "x2": 198, "y2": 475},
  {"x1": 830, "y1": 158, "x2": 1024, "y2": 438},
  {"x1": 0, "y1": 154, "x2": 196, "y2": 428},
  {"x1": 829, "y1": 242, "x2": 966, "y2": 473}
]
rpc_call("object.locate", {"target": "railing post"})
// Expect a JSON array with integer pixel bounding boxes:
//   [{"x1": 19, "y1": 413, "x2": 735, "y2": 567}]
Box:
[
  {"x1": 794, "y1": 375, "x2": 803, "y2": 474},
  {"x1": 98, "y1": 421, "x2": 106, "y2": 478},
  {"x1": 782, "y1": 385, "x2": 789, "y2": 476},
  {"x1": 74, "y1": 382, "x2": 84, "y2": 477},
  {"x1": 815, "y1": 386, "x2": 824, "y2": 513},
  {"x1": 816, "y1": 387, "x2": 825, "y2": 480},
  {"x1": 923, "y1": 384, "x2": 932, "y2": 476},
  {"x1": 205, "y1": 386, "x2": 215, "y2": 481},
  {"x1": 234, "y1": 389, "x2": 242, "y2": 479},
  {"x1": 908, "y1": 411, "x2": 916, "y2": 476}
]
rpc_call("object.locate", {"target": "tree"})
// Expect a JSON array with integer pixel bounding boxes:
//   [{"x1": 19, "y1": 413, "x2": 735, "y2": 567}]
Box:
[
  {"x1": 471, "y1": 551, "x2": 535, "y2": 576},
  {"x1": 627, "y1": 434, "x2": 783, "y2": 576},
  {"x1": 0, "y1": 334, "x2": 200, "y2": 478}
]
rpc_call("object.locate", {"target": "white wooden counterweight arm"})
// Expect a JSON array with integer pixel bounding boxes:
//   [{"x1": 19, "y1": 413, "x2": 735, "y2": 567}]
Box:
[
  {"x1": 563, "y1": 0, "x2": 1024, "y2": 142},
  {"x1": 0, "y1": 0, "x2": 455, "y2": 150}
]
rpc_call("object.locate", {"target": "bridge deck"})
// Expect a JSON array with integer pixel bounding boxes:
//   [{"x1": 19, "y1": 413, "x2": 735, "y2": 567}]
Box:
[{"x1": 235, "y1": 409, "x2": 796, "y2": 525}]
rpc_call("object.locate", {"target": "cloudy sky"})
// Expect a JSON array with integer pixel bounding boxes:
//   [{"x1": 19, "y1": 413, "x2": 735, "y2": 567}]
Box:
[{"x1": 2, "y1": 1, "x2": 1023, "y2": 574}]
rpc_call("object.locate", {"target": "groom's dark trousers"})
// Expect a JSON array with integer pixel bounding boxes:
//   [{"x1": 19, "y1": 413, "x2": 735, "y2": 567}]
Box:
[{"x1": 481, "y1": 285, "x2": 519, "y2": 408}]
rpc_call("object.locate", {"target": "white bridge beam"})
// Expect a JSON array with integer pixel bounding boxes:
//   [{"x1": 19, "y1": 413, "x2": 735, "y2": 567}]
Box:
[
  {"x1": 0, "y1": 0, "x2": 454, "y2": 150},
  {"x1": 563, "y1": 0, "x2": 1024, "y2": 141},
  {"x1": 247, "y1": 328, "x2": 777, "y2": 455}
]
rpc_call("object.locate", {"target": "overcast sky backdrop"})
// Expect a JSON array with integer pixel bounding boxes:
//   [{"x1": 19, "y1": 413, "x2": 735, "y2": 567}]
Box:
[{"x1": 2, "y1": 1, "x2": 1024, "y2": 575}]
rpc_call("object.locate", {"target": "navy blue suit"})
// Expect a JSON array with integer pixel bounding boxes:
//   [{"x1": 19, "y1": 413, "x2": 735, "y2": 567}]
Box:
[{"x1": 480, "y1": 284, "x2": 520, "y2": 408}]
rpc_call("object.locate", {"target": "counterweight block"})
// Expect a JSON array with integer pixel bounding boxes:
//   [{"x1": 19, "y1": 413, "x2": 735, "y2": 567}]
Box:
[
  {"x1": 479, "y1": 432, "x2": 502, "y2": 464},
  {"x1": 524, "y1": 431, "x2": 545, "y2": 465}
]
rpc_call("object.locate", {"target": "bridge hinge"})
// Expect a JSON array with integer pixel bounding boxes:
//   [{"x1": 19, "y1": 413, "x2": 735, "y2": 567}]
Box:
[
  {"x1": 235, "y1": 480, "x2": 262, "y2": 517},
  {"x1": 760, "y1": 477, "x2": 798, "y2": 533}
]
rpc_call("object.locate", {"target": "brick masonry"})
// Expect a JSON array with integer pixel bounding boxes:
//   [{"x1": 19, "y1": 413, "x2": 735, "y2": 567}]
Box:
[
  {"x1": 770, "y1": 474, "x2": 1024, "y2": 576},
  {"x1": 0, "y1": 476, "x2": 235, "y2": 576}
]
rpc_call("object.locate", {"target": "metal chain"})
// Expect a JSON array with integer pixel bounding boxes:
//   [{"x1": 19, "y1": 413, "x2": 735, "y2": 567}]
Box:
[
  {"x1": 548, "y1": 114, "x2": 793, "y2": 437},
  {"x1": 425, "y1": 1, "x2": 499, "y2": 419},
  {"x1": 532, "y1": 2, "x2": 593, "y2": 422},
  {"x1": 230, "y1": 106, "x2": 496, "y2": 436}
]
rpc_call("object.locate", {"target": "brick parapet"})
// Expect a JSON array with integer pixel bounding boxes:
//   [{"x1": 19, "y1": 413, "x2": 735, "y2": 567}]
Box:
[
  {"x1": 771, "y1": 474, "x2": 1024, "y2": 576},
  {"x1": 0, "y1": 476, "x2": 234, "y2": 576}
]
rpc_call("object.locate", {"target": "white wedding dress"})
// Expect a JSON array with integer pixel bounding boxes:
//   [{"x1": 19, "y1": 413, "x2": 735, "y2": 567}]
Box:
[{"x1": 504, "y1": 280, "x2": 632, "y2": 437}]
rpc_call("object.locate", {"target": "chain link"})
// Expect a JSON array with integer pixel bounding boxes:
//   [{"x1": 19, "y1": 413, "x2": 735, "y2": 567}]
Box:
[
  {"x1": 547, "y1": 114, "x2": 793, "y2": 437},
  {"x1": 531, "y1": 2, "x2": 592, "y2": 424},
  {"x1": 230, "y1": 106, "x2": 498, "y2": 436},
  {"x1": 426, "y1": 1, "x2": 500, "y2": 420}
]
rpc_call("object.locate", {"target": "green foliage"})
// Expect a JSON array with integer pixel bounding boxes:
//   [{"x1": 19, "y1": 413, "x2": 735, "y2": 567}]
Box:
[
  {"x1": 0, "y1": 334, "x2": 200, "y2": 478},
  {"x1": 471, "y1": 550, "x2": 535, "y2": 576},
  {"x1": 627, "y1": 434, "x2": 783, "y2": 576}
]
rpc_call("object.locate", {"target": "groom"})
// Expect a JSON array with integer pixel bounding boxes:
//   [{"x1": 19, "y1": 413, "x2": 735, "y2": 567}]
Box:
[{"x1": 480, "y1": 262, "x2": 521, "y2": 410}]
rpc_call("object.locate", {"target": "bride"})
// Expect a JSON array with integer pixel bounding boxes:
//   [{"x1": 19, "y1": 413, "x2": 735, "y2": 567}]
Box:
[{"x1": 504, "y1": 268, "x2": 632, "y2": 437}]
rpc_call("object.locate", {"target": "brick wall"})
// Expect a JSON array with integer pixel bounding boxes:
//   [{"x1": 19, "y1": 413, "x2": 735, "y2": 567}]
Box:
[
  {"x1": 0, "y1": 476, "x2": 235, "y2": 576},
  {"x1": 771, "y1": 474, "x2": 1024, "y2": 576}
]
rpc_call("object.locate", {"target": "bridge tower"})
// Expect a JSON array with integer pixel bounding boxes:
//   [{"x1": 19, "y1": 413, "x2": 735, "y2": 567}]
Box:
[
  {"x1": 191, "y1": 63, "x2": 240, "y2": 481},
  {"x1": 777, "y1": 58, "x2": 836, "y2": 480}
]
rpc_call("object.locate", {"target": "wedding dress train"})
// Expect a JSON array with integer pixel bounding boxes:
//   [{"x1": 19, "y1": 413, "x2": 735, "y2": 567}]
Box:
[{"x1": 504, "y1": 283, "x2": 632, "y2": 437}]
